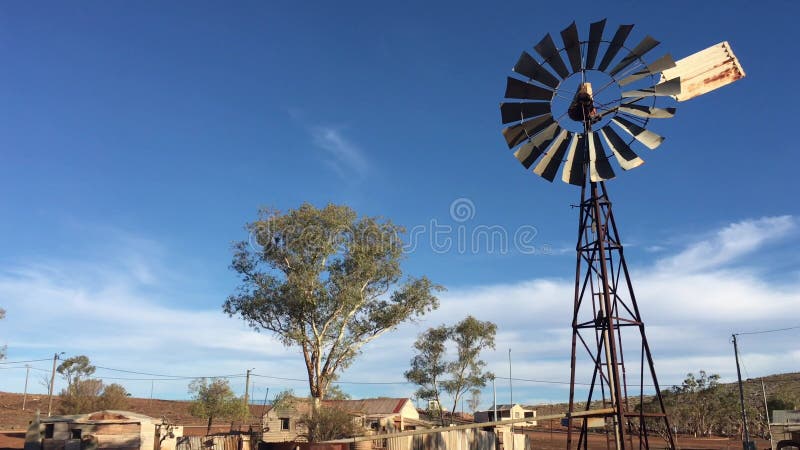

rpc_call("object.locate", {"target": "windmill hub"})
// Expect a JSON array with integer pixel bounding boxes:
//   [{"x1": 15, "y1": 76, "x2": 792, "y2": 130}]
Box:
[{"x1": 567, "y1": 82, "x2": 599, "y2": 124}]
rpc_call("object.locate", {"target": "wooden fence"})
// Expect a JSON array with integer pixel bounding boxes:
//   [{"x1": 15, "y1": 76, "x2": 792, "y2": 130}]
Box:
[
  {"x1": 380, "y1": 429, "x2": 499, "y2": 450},
  {"x1": 176, "y1": 435, "x2": 253, "y2": 450}
]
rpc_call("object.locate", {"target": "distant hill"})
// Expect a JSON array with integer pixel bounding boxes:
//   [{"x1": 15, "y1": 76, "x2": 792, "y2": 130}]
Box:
[
  {"x1": 529, "y1": 372, "x2": 800, "y2": 410},
  {"x1": 528, "y1": 372, "x2": 800, "y2": 437},
  {"x1": 0, "y1": 391, "x2": 265, "y2": 431}
]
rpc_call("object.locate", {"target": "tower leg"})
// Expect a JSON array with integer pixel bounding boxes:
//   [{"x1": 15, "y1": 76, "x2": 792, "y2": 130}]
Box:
[{"x1": 566, "y1": 180, "x2": 675, "y2": 450}]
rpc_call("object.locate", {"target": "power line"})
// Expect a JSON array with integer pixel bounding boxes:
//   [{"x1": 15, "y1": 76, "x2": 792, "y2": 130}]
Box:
[
  {"x1": 250, "y1": 373, "x2": 410, "y2": 385},
  {"x1": 734, "y1": 325, "x2": 800, "y2": 336},
  {"x1": 0, "y1": 358, "x2": 53, "y2": 365},
  {"x1": 0, "y1": 365, "x2": 50, "y2": 372},
  {"x1": 93, "y1": 364, "x2": 245, "y2": 380},
  {"x1": 97, "y1": 374, "x2": 247, "y2": 382}
]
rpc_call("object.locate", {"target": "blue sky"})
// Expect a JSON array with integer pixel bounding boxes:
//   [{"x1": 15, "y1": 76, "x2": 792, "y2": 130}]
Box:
[{"x1": 1, "y1": 1, "x2": 799, "y2": 410}]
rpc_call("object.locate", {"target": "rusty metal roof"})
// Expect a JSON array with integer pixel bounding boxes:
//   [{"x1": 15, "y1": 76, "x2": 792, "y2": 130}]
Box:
[
  {"x1": 41, "y1": 410, "x2": 156, "y2": 423},
  {"x1": 325, "y1": 398, "x2": 411, "y2": 416}
]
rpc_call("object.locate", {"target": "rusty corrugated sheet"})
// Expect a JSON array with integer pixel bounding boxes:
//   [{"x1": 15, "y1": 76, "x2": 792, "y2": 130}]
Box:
[
  {"x1": 327, "y1": 398, "x2": 409, "y2": 416},
  {"x1": 660, "y1": 41, "x2": 745, "y2": 102}
]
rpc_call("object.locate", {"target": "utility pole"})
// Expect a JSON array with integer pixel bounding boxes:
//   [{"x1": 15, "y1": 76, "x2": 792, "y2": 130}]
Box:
[
  {"x1": 22, "y1": 365, "x2": 30, "y2": 411},
  {"x1": 508, "y1": 349, "x2": 515, "y2": 450},
  {"x1": 244, "y1": 369, "x2": 253, "y2": 410},
  {"x1": 733, "y1": 334, "x2": 752, "y2": 450},
  {"x1": 47, "y1": 352, "x2": 59, "y2": 417},
  {"x1": 508, "y1": 349, "x2": 513, "y2": 406},
  {"x1": 492, "y1": 376, "x2": 497, "y2": 422},
  {"x1": 761, "y1": 380, "x2": 771, "y2": 446},
  {"x1": 261, "y1": 388, "x2": 270, "y2": 426}
]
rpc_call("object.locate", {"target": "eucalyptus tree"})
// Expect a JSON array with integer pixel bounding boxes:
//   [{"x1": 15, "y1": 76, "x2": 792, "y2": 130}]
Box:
[
  {"x1": 225, "y1": 203, "x2": 442, "y2": 413},
  {"x1": 406, "y1": 316, "x2": 496, "y2": 422}
]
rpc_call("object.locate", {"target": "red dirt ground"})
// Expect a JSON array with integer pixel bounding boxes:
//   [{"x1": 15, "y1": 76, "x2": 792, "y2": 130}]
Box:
[{"x1": 0, "y1": 392, "x2": 772, "y2": 450}]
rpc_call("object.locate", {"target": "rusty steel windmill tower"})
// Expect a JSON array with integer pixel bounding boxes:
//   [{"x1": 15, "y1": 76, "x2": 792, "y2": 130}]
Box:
[{"x1": 498, "y1": 19, "x2": 745, "y2": 450}]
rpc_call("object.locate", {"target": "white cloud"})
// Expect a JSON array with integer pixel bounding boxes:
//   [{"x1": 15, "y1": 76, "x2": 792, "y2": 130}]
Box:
[
  {"x1": 346, "y1": 215, "x2": 800, "y2": 406},
  {"x1": 310, "y1": 126, "x2": 369, "y2": 179},
  {"x1": 656, "y1": 216, "x2": 795, "y2": 272},
  {"x1": 0, "y1": 216, "x2": 797, "y2": 409}
]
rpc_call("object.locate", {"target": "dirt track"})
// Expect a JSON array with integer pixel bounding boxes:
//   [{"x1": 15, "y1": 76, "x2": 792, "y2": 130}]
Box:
[{"x1": 525, "y1": 430, "x2": 770, "y2": 450}]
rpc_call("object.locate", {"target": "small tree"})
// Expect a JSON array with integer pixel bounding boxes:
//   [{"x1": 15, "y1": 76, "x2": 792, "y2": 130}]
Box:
[
  {"x1": 56, "y1": 355, "x2": 129, "y2": 414},
  {"x1": 299, "y1": 405, "x2": 364, "y2": 442},
  {"x1": 58, "y1": 380, "x2": 131, "y2": 414},
  {"x1": 39, "y1": 374, "x2": 51, "y2": 395},
  {"x1": 467, "y1": 389, "x2": 481, "y2": 413},
  {"x1": 442, "y1": 316, "x2": 496, "y2": 416},
  {"x1": 404, "y1": 325, "x2": 449, "y2": 425},
  {"x1": 100, "y1": 383, "x2": 130, "y2": 410},
  {"x1": 326, "y1": 385, "x2": 351, "y2": 400},
  {"x1": 271, "y1": 389, "x2": 298, "y2": 410},
  {"x1": 59, "y1": 379, "x2": 104, "y2": 414},
  {"x1": 189, "y1": 378, "x2": 248, "y2": 435},
  {"x1": 406, "y1": 317, "x2": 496, "y2": 423},
  {"x1": 57, "y1": 355, "x2": 96, "y2": 388},
  {"x1": 224, "y1": 203, "x2": 442, "y2": 413}
]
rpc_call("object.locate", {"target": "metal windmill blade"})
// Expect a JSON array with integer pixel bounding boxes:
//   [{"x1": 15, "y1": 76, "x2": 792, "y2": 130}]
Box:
[
  {"x1": 534, "y1": 33, "x2": 570, "y2": 79},
  {"x1": 600, "y1": 126, "x2": 644, "y2": 170},
  {"x1": 622, "y1": 77, "x2": 681, "y2": 98},
  {"x1": 513, "y1": 122, "x2": 561, "y2": 168},
  {"x1": 608, "y1": 35, "x2": 660, "y2": 76},
  {"x1": 513, "y1": 52, "x2": 560, "y2": 89},
  {"x1": 501, "y1": 115, "x2": 556, "y2": 149},
  {"x1": 618, "y1": 103, "x2": 676, "y2": 119},
  {"x1": 532, "y1": 129, "x2": 571, "y2": 181},
  {"x1": 618, "y1": 54, "x2": 676, "y2": 86},
  {"x1": 499, "y1": 102, "x2": 551, "y2": 124},
  {"x1": 588, "y1": 131, "x2": 615, "y2": 181},
  {"x1": 561, "y1": 133, "x2": 585, "y2": 186},
  {"x1": 597, "y1": 24, "x2": 634, "y2": 71},
  {"x1": 504, "y1": 77, "x2": 554, "y2": 101},
  {"x1": 612, "y1": 116, "x2": 664, "y2": 149},
  {"x1": 585, "y1": 19, "x2": 606, "y2": 69},
  {"x1": 560, "y1": 22, "x2": 582, "y2": 73}
]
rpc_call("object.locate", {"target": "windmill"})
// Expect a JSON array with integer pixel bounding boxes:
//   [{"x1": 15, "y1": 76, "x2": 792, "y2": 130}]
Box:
[{"x1": 499, "y1": 20, "x2": 744, "y2": 450}]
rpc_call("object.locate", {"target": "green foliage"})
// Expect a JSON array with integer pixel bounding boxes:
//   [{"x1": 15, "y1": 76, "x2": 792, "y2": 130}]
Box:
[
  {"x1": 224, "y1": 203, "x2": 442, "y2": 404},
  {"x1": 767, "y1": 397, "x2": 795, "y2": 420},
  {"x1": 441, "y1": 316, "x2": 496, "y2": 415},
  {"x1": 189, "y1": 378, "x2": 248, "y2": 435},
  {"x1": 325, "y1": 385, "x2": 351, "y2": 400},
  {"x1": 467, "y1": 389, "x2": 481, "y2": 413},
  {"x1": 58, "y1": 379, "x2": 130, "y2": 414},
  {"x1": 100, "y1": 383, "x2": 131, "y2": 410},
  {"x1": 56, "y1": 355, "x2": 129, "y2": 414},
  {"x1": 59, "y1": 379, "x2": 104, "y2": 414},
  {"x1": 271, "y1": 389, "x2": 299, "y2": 413},
  {"x1": 405, "y1": 316, "x2": 496, "y2": 422},
  {"x1": 641, "y1": 370, "x2": 800, "y2": 438},
  {"x1": 57, "y1": 355, "x2": 96, "y2": 387},
  {"x1": 405, "y1": 325, "x2": 449, "y2": 424},
  {"x1": 298, "y1": 405, "x2": 364, "y2": 442}
]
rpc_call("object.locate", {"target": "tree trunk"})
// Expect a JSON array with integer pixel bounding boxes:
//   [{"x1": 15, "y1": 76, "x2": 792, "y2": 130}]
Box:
[
  {"x1": 206, "y1": 416, "x2": 213, "y2": 436},
  {"x1": 311, "y1": 395, "x2": 321, "y2": 415}
]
